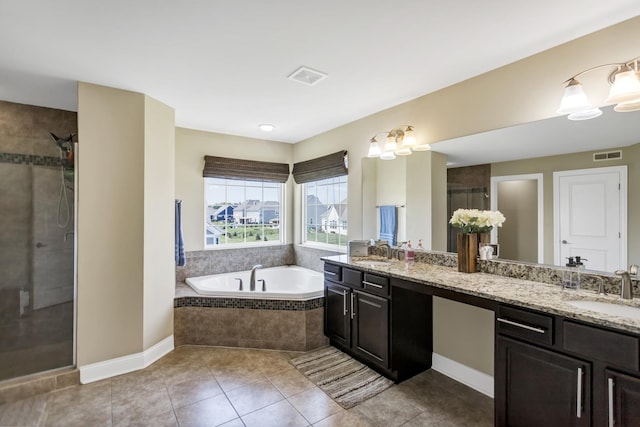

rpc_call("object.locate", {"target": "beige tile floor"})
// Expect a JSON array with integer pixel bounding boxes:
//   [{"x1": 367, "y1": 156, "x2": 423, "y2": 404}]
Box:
[{"x1": 0, "y1": 346, "x2": 493, "y2": 427}]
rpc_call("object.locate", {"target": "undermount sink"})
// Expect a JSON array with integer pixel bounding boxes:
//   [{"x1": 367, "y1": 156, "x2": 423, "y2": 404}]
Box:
[
  {"x1": 565, "y1": 300, "x2": 640, "y2": 320},
  {"x1": 354, "y1": 260, "x2": 392, "y2": 267}
]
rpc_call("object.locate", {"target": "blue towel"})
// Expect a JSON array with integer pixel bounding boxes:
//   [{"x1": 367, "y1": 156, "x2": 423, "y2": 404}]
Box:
[
  {"x1": 379, "y1": 205, "x2": 397, "y2": 246},
  {"x1": 175, "y1": 200, "x2": 186, "y2": 267}
]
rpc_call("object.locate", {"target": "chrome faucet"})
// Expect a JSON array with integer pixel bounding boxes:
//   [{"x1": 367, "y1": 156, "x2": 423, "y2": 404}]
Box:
[
  {"x1": 375, "y1": 241, "x2": 392, "y2": 259},
  {"x1": 250, "y1": 264, "x2": 263, "y2": 291},
  {"x1": 615, "y1": 270, "x2": 633, "y2": 300}
]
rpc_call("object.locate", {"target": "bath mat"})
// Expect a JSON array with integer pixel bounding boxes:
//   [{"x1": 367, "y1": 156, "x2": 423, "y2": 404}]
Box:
[{"x1": 290, "y1": 346, "x2": 394, "y2": 409}]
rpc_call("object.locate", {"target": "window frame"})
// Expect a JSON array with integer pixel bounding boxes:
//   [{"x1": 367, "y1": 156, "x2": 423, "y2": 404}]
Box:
[
  {"x1": 204, "y1": 177, "x2": 286, "y2": 249},
  {"x1": 301, "y1": 175, "x2": 348, "y2": 251}
]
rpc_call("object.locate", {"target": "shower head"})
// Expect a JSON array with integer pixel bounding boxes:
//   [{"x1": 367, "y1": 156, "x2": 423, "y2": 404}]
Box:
[{"x1": 49, "y1": 132, "x2": 75, "y2": 151}]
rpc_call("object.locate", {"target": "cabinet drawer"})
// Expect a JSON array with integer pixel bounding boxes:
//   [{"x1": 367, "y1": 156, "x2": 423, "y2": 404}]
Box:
[
  {"x1": 497, "y1": 305, "x2": 554, "y2": 346},
  {"x1": 363, "y1": 273, "x2": 389, "y2": 297},
  {"x1": 343, "y1": 268, "x2": 363, "y2": 288},
  {"x1": 323, "y1": 263, "x2": 342, "y2": 282},
  {"x1": 563, "y1": 321, "x2": 639, "y2": 371}
]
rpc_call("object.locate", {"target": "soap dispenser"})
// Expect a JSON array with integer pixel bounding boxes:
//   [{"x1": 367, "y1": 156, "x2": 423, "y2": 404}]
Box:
[{"x1": 563, "y1": 257, "x2": 580, "y2": 289}]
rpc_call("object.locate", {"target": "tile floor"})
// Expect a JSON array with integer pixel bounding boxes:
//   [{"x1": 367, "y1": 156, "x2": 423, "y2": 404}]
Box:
[{"x1": 0, "y1": 346, "x2": 493, "y2": 426}]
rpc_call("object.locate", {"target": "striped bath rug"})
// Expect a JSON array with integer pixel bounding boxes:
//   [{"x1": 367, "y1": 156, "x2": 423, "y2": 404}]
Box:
[{"x1": 290, "y1": 346, "x2": 394, "y2": 409}]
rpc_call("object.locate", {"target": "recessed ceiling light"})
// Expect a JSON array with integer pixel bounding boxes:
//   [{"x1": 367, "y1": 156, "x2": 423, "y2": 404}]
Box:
[{"x1": 258, "y1": 124, "x2": 275, "y2": 132}]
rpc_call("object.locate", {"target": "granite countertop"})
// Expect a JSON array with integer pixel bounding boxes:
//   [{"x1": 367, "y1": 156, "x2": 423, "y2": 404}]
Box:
[{"x1": 323, "y1": 255, "x2": 640, "y2": 336}]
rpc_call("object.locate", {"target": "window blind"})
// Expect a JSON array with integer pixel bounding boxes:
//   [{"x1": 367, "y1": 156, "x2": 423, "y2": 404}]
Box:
[
  {"x1": 292, "y1": 150, "x2": 348, "y2": 184},
  {"x1": 203, "y1": 156, "x2": 290, "y2": 183}
]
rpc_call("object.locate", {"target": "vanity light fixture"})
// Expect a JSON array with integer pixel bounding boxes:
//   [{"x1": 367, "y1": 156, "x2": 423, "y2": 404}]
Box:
[
  {"x1": 558, "y1": 56, "x2": 640, "y2": 120},
  {"x1": 366, "y1": 125, "x2": 431, "y2": 160}
]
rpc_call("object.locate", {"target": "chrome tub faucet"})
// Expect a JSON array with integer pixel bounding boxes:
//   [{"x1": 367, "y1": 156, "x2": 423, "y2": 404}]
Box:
[{"x1": 250, "y1": 264, "x2": 263, "y2": 291}]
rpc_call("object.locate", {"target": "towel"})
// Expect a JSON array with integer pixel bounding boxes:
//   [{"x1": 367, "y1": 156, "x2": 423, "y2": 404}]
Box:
[
  {"x1": 379, "y1": 205, "x2": 397, "y2": 246},
  {"x1": 175, "y1": 200, "x2": 186, "y2": 267}
]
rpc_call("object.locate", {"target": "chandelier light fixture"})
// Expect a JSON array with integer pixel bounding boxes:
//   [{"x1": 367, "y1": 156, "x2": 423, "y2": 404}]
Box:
[
  {"x1": 366, "y1": 125, "x2": 431, "y2": 160},
  {"x1": 557, "y1": 56, "x2": 640, "y2": 120}
]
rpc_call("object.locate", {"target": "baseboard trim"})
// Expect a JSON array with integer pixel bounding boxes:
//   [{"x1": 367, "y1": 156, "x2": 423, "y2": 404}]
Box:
[
  {"x1": 79, "y1": 335, "x2": 174, "y2": 384},
  {"x1": 431, "y1": 352, "x2": 494, "y2": 398}
]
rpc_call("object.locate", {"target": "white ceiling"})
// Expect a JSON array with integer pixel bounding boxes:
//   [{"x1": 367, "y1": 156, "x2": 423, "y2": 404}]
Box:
[{"x1": 1, "y1": 1, "x2": 640, "y2": 145}]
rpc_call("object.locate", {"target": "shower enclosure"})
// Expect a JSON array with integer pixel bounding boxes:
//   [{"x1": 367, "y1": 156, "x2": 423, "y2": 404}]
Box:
[{"x1": 0, "y1": 100, "x2": 76, "y2": 382}]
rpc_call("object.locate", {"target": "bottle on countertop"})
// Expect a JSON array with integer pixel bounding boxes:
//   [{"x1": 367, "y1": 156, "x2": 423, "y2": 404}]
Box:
[
  {"x1": 417, "y1": 239, "x2": 424, "y2": 250},
  {"x1": 405, "y1": 240, "x2": 415, "y2": 261}
]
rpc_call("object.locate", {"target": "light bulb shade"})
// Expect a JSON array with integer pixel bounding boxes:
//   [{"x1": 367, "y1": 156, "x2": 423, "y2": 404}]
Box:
[
  {"x1": 557, "y1": 79, "x2": 593, "y2": 114},
  {"x1": 383, "y1": 135, "x2": 398, "y2": 152},
  {"x1": 379, "y1": 151, "x2": 396, "y2": 160},
  {"x1": 614, "y1": 100, "x2": 640, "y2": 112},
  {"x1": 412, "y1": 143, "x2": 431, "y2": 151},
  {"x1": 395, "y1": 148, "x2": 412, "y2": 156},
  {"x1": 605, "y1": 70, "x2": 640, "y2": 104},
  {"x1": 367, "y1": 138, "x2": 381, "y2": 158},
  {"x1": 402, "y1": 127, "x2": 416, "y2": 147},
  {"x1": 567, "y1": 108, "x2": 603, "y2": 121}
]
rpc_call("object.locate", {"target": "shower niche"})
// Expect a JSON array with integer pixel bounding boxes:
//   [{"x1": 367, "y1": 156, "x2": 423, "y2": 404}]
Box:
[{"x1": 0, "y1": 100, "x2": 76, "y2": 381}]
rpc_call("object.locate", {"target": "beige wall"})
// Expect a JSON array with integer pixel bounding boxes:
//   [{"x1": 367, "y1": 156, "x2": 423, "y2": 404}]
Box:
[
  {"x1": 492, "y1": 142, "x2": 639, "y2": 266},
  {"x1": 174, "y1": 127, "x2": 294, "y2": 251},
  {"x1": 77, "y1": 83, "x2": 175, "y2": 367},
  {"x1": 77, "y1": 83, "x2": 145, "y2": 365},
  {"x1": 143, "y1": 96, "x2": 176, "y2": 349}
]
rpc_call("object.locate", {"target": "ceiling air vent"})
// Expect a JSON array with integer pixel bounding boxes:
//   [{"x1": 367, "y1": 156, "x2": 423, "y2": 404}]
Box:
[
  {"x1": 593, "y1": 150, "x2": 622, "y2": 162},
  {"x1": 288, "y1": 66, "x2": 328, "y2": 86}
]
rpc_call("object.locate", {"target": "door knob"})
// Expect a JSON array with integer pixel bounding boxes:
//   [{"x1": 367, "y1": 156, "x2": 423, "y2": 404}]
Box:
[
  {"x1": 35, "y1": 242, "x2": 47, "y2": 248},
  {"x1": 562, "y1": 240, "x2": 571, "y2": 244}
]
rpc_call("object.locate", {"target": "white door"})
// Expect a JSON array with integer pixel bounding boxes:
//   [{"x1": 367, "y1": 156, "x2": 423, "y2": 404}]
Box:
[{"x1": 554, "y1": 166, "x2": 627, "y2": 272}]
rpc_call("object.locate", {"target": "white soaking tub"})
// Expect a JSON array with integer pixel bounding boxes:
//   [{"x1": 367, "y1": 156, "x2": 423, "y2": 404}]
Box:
[{"x1": 185, "y1": 265, "x2": 323, "y2": 300}]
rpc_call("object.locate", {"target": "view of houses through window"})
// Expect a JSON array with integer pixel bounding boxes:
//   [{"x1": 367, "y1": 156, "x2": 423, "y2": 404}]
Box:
[
  {"x1": 205, "y1": 178, "x2": 282, "y2": 246},
  {"x1": 304, "y1": 175, "x2": 348, "y2": 247}
]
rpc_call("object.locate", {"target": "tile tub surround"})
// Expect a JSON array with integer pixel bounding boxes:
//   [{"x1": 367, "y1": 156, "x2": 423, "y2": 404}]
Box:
[
  {"x1": 175, "y1": 283, "x2": 327, "y2": 351},
  {"x1": 175, "y1": 245, "x2": 295, "y2": 282},
  {"x1": 330, "y1": 255, "x2": 640, "y2": 335}
]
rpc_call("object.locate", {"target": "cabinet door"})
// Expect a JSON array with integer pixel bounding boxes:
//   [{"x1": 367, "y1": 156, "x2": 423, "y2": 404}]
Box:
[
  {"x1": 605, "y1": 369, "x2": 640, "y2": 427},
  {"x1": 496, "y1": 336, "x2": 591, "y2": 427},
  {"x1": 325, "y1": 282, "x2": 350, "y2": 347},
  {"x1": 352, "y1": 290, "x2": 389, "y2": 368}
]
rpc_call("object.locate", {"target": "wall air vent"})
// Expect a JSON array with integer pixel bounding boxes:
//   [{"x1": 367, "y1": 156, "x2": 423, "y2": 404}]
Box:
[
  {"x1": 288, "y1": 66, "x2": 328, "y2": 86},
  {"x1": 593, "y1": 150, "x2": 622, "y2": 162}
]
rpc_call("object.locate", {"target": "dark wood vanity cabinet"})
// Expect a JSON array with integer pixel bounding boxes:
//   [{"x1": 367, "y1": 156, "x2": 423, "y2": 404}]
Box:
[
  {"x1": 496, "y1": 336, "x2": 591, "y2": 427},
  {"x1": 496, "y1": 303, "x2": 640, "y2": 427},
  {"x1": 323, "y1": 261, "x2": 431, "y2": 382}
]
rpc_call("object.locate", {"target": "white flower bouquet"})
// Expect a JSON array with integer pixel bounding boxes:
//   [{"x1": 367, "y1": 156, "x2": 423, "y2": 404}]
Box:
[{"x1": 449, "y1": 209, "x2": 506, "y2": 234}]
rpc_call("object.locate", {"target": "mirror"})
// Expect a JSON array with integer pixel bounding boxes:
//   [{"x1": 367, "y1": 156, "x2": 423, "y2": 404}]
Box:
[{"x1": 364, "y1": 106, "x2": 640, "y2": 271}]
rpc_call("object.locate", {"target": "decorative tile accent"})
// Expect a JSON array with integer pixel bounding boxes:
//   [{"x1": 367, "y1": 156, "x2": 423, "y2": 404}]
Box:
[
  {"x1": 0, "y1": 152, "x2": 66, "y2": 167},
  {"x1": 174, "y1": 296, "x2": 324, "y2": 311}
]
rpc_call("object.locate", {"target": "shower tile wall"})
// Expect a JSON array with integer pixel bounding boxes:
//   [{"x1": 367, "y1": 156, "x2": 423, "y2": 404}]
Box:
[{"x1": 0, "y1": 100, "x2": 77, "y2": 381}]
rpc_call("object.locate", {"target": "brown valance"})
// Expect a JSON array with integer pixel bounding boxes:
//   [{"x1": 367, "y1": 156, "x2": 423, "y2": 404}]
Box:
[
  {"x1": 203, "y1": 156, "x2": 290, "y2": 183},
  {"x1": 292, "y1": 150, "x2": 348, "y2": 184}
]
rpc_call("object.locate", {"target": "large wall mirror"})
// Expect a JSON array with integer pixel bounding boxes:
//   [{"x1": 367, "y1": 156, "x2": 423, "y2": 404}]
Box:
[{"x1": 363, "y1": 106, "x2": 640, "y2": 274}]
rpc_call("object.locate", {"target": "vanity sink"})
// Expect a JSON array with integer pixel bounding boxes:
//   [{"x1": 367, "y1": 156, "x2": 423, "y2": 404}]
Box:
[{"x1": 565, "y1": 300, "x2": 640, "y2": 320}]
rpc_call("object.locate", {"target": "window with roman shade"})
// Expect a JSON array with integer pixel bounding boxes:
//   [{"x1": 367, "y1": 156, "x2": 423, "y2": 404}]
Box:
[
  {"x1": 202, "y1": 156, "x2": 290, "y2": 248},
  {"x1": 295, "y1": 151, "x2": 349, "y2": 248}
]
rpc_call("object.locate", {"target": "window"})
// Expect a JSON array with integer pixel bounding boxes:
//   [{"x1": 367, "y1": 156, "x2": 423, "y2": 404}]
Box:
[
  {"x1": 303, "y1": 175, "x2": 348, "y2": 247},
  {"x1": 205, "y1": 177, "x2": 283, "y2": 247}
]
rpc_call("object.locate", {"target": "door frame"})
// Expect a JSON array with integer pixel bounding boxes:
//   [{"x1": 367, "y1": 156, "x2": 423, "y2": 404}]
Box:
[
  {"x1": 552, "y1": 165, "x2": 627, "y2": 269},
  {"x1": 490, "y1": 174, "x2": 544, "y2": 264}
]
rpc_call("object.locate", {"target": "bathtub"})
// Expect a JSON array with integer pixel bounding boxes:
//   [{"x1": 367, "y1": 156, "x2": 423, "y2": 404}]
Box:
[{"x1": 185, "y1": 265, "x2": 323, "y2": 300}]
